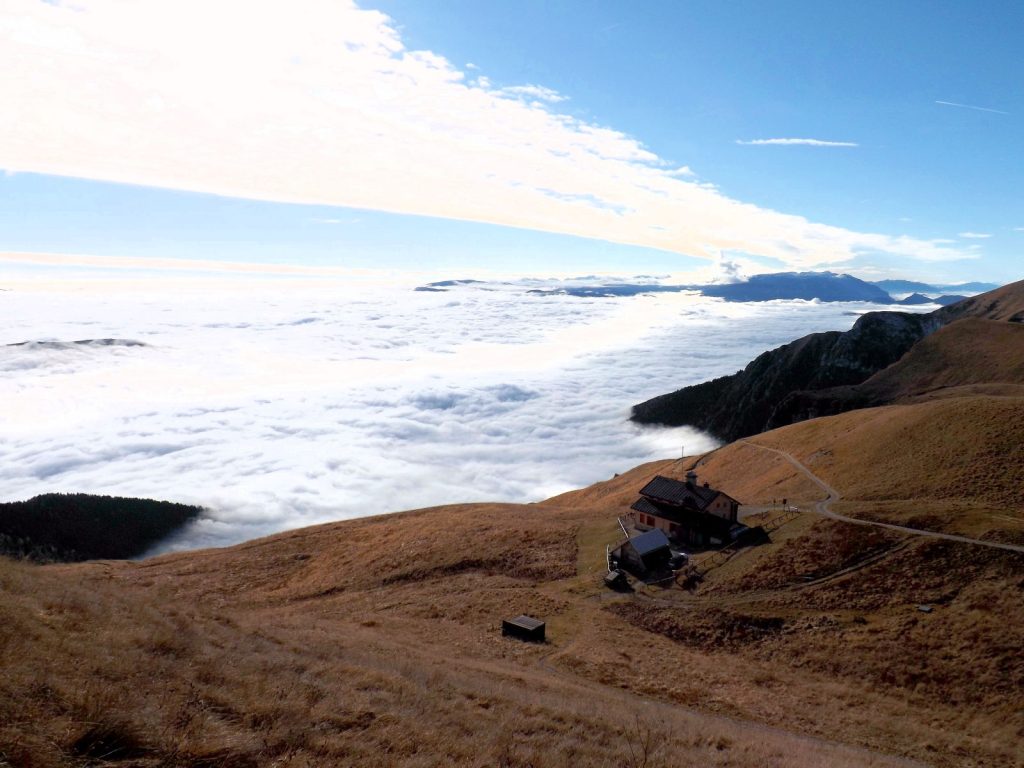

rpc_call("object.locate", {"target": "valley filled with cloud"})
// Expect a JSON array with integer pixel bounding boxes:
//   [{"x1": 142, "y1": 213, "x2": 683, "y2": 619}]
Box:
[{"x1": 1, "y1": 272, "x2": 892, "y2": 552}]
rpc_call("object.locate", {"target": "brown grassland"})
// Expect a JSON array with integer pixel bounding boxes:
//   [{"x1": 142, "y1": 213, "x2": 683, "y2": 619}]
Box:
[{"x1": 3, "y1": 294, "x2": 1024, "y2": 767}]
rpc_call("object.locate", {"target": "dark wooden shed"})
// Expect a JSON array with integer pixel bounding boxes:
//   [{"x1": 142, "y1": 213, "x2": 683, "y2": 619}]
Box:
[
  {"x1": 502, "y1": 615, "x2": 545, "y2": 643},
  {"x1": 613, "y1": 528, "x2": 672, "y2": 577}
]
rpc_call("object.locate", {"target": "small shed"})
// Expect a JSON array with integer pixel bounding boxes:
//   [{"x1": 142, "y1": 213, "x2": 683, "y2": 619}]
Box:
[
  {"x1": 614, "y1": 529, "x2": 672, "y2": 577},
  {"x1": 604, "y1": 568, "x2": 629, "y2": 591},
  {"x1": 502, "y1": 615, "x2": 545, "y2": 643}
]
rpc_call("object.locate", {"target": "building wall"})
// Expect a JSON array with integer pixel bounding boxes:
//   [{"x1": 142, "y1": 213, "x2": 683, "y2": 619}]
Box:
[
  {"x1": 630, "y1": 510, "x2": 704, "y2": 546},
  {"x1": 707, "y1": 495, "x2": 739, "y2": 522}
]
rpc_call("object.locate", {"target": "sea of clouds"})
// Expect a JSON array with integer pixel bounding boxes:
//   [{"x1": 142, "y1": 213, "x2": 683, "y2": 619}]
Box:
[{"x1": 0, "y1": 273, "x2": 901, "y2": 553}]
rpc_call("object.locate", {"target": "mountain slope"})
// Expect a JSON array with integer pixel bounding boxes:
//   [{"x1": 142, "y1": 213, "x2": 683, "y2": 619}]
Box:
[
  {"x1": 771, "y1": 318, "x2": 1024, "y2": 426},
  {"x1": 933, "y1": 279, "x2": 1024, "y2": 322},
  {"x1": 4, "y1": 394, "x2": 1023, "y2": 766},
  {"x1": 632, "y1": 279, "x2": 1024, "y2": 440},
  {"x1": 631, "y1": 310, "x2": 940, "y2": 440}
]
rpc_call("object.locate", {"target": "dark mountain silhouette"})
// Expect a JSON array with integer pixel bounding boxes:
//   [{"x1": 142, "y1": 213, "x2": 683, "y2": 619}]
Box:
[
  {"x1": 871, "y1": 279, "x2": 998, "y2": 295},
  {"x1": 701, "y1": 272, "x2": 893, "y2": 303},
  {"x1": 897, "y1": 293, "x2": 935, "y2": 305},
  {"x1": 0, "y1": 493, "x2": 202, "y2": 562},
  {"x1": 631, "y1": 280, "x2": 1024, "y2": 441},
  {"x1": 6, "y1": 338, "x2": 147, "y2": 349},
  {"x1": 416, "y1": 271, "x2": 914, "y2": 303}
]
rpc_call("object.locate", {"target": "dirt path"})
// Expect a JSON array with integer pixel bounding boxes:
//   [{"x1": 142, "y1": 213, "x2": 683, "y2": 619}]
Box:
[{"x1": 739, "y1": 440, "x2": 1024, "y2": 554}]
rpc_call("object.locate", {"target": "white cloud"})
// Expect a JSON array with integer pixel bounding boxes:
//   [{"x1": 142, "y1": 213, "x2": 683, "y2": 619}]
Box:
[
  {"x1": 736, "y1": 138, "x2": 859, "y2": 147},
  {"x1": 0, "y1": 0, "x2": 968, "y2": 268},
  {"x1": 958, "y1": 232, "x2": 992, "y2": 239},
  {"x1": 0, "y1": 273, "x2": 905, "y2": 552},
  {"x1": 501, "y1": 84, "x2": 567, "y2": 103},
  {"x1": 935, "y1": 100, "x2": 1008, "y2": 115}
]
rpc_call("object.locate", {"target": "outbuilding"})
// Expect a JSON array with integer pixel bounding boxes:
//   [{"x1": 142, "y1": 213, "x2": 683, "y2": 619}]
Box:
[
  {"x1": 502, "y1": 615, "x2": 546, "y2": 643},
  {"x1": 612, "y1": 528, "x2": 672, "y2": 578}
]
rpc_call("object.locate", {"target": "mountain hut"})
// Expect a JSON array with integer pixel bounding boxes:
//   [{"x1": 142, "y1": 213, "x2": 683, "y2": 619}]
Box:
[{"x1": 629, "y1": 472, "x2": 745, "y2": 548}]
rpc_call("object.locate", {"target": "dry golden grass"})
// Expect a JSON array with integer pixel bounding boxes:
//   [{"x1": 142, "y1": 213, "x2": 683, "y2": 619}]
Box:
[
  {"x1": 0, "y1": 532, "x2": 919, "y2": 768},
  {"x1": 851, "y1": 318, "x2": 1024, "y2": 403},
  {"x1": 749, "y1": 395, "x2": 1024, "y2": 515},
  {"x1": 3, "y1": 395, "x2": 1024, "y2": 767},
  {"x1": 938, "y1": 278, "x2": 1024, "y2": 322}
]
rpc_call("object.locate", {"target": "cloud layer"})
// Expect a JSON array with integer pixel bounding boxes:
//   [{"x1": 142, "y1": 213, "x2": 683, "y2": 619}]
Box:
[
  {"x1": 0, "y1": 273, "x2": 893, "y2": 552},
  {"x1": 0, "y1": 0, "x2": 970, "y2": 267}
]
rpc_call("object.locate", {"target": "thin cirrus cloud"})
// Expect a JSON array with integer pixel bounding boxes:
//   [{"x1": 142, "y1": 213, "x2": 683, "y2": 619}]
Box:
[
  {"x1": 0, "y1": 0, "x2": 970, "y2": 267},
  {"x1": 958, "y1": 232, "x2": 992, "y2": 239},
  {"x1": 935, "y1": 100, "x2": 1008, "y2": 115},
  {"x1": 735, "y1": 138, "x2": 859, "y2": 147}
]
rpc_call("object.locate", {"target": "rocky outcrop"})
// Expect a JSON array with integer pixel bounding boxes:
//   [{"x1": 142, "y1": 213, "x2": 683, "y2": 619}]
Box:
[
  {"x1": 631, "y1": 311, "x2": 940, "y2": 441},
  {"x1": 631, "y1": 280, "x2": 1024, "y2": 441}
]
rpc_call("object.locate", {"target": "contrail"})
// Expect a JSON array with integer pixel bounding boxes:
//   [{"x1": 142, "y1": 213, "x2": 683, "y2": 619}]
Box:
[{"x1": 935, "y1": 100, "x2": 1008, "y2": 115}]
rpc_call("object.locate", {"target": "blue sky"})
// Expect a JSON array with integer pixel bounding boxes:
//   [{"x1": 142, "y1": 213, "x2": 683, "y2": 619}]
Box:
[{"x1": 1, "y1": 0, "x2": 1021, "y2": 283}]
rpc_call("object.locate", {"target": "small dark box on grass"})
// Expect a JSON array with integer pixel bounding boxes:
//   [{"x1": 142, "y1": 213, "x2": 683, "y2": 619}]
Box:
[{"x1": 502, "y1": 615, "x2": 545, "y2": 643}]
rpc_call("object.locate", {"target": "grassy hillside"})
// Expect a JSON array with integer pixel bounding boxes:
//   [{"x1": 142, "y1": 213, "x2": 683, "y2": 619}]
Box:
[
  {"x1": 3, "y1": 393, "x2": 1023, "y2": 767},
  {"x1": 861, "y1": 318, "x2": 1024, "y2": 398},
  {"x1": 773, "y1": 317, "x2": 1024, "y2": 423},
  {"x1": 934, "y1": 279, "x2": 1024, "y2": 322},
  {"x1": 633, "y1": 279, "x2": 1024, "y2": 439},
  {"x1": 750, "y1": 396, "x2": 1024, "y2": 532}
]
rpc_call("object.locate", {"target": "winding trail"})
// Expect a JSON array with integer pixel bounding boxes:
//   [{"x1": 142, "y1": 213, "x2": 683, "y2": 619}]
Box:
[{"x1": 738, "y1": 440, "x2": 1024, "y2": 555}]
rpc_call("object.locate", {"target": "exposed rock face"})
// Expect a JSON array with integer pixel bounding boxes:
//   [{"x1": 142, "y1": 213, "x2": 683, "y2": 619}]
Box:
[
  {"x1": 631, "y1": 280, "x2": 1024, "y2": 441},
  {"x1": 774, "y1": 317, "x2": 1024, "y2": 426},
  {"x1": 631, "y1": 311, "x2": 940, "y2": 441}
]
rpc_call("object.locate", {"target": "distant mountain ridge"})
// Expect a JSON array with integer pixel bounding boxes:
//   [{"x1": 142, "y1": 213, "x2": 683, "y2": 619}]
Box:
[
  {"x1": 700, "y1": 272, "x2": 893, "y2": 303},
  {"x1": 631, "y1": 279, "x2": 1024, "y2": 441},
  {"x1": 416, "y1": 270, "x2": 992, "y2": 304},
  {"x1": 872, "y1": 279, "x2": 999, "y2": 294}
]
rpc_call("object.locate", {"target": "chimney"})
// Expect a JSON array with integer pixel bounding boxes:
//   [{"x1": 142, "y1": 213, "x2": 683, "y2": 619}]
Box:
[
  {"x1": 685, "y1": 470, "x2": 698, "y2": 486},
  {"x1": 703, "y1": 481, "x2": 710, "y2": 489}
]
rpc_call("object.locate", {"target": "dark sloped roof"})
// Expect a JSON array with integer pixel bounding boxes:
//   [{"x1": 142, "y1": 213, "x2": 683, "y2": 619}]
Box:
[
  {"x1": 639, "y1": 475, "x2": 740, "y2": 509},
  {"x1": 630, "y1": 497, "x2": 663, "y2": 517},
  {"x1": 632, "y1": 497, "x2": 735, "y2": 538},
  {"x1": 627, "y1": 528, "x2": 671, "y2": 556},
  {"x1": 505, "y1": 615, "x2": 544, "y2": 631}
]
